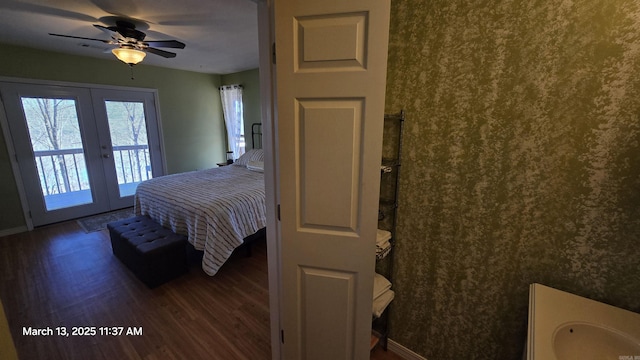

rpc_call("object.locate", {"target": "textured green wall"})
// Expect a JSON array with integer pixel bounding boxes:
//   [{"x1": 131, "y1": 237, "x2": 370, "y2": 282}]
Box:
[
  {"x1": 0, "y1": 44, "x2": 225, "y2": 231},
  {"x1": 384, "y1": 0, "x2": 640, "y2": 359}
]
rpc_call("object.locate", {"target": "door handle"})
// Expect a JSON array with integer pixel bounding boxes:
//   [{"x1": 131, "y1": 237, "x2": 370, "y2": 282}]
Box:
[{"x1": 102, "y1": 154, "x2": 110, "y2": 158}]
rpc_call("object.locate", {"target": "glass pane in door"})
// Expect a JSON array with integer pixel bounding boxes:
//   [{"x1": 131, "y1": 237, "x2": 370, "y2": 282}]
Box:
[
  {"x1": 104, "y1": 101, "x2": 154, "y2": 197},
  {"x1": 20, "y1": 97, "x2": 93, "y2": 211}
]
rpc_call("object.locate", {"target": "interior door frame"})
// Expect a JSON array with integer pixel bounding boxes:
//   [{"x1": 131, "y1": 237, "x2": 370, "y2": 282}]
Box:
[
  {"x1": 0, "y1": 76, "x2": 167, "y2": 230},
  {"x1": 257, "y1": 0, "x2": 282, "y2": 358}
]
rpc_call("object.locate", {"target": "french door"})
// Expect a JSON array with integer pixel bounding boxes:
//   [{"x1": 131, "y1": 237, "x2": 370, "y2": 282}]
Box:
[{"x1": 0, "y1": 82, "x2": 164, "y2": 227}]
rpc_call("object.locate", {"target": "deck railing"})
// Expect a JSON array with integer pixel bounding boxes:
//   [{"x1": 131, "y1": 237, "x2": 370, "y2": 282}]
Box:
[{"x1": 34, "y1": 145, "x2": 151, "y2": 196}]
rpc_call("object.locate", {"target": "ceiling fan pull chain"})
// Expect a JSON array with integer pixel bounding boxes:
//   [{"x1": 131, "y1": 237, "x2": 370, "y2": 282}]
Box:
[{"x1": 129, "y1": 65, "x2": 135, "y2": 80}]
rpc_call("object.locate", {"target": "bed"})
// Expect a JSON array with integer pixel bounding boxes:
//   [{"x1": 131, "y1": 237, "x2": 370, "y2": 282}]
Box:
[{"x1": 133, "y1": 127, "x2": 266, "y2": 276}]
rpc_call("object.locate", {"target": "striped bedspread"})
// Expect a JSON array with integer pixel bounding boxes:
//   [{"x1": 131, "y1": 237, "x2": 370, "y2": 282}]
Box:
[{"x1": 133, "y1": 164, "x2": 266, "y2": 276}]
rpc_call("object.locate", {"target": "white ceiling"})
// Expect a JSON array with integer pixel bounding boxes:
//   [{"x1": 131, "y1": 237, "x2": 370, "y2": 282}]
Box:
[{"x1": 0, "y1": 0, "x2": 260, "y2": 74}]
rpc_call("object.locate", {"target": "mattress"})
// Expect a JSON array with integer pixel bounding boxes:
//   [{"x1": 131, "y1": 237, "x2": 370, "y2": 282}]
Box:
[{"x1": 134, "y1": 164, "x2": 266, "y2": 276}]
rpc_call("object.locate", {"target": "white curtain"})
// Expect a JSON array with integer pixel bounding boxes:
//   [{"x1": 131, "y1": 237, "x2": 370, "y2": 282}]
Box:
[{"x1": 219, "y1": 84, "x2": 245, "y2": 160}]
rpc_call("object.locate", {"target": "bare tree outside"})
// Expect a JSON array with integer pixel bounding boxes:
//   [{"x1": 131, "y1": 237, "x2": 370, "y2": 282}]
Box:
[
  {"x1": 20, "y1": 97, "x2": 152, "y2": 209},
  {"x1": 123, "y1": 101, "x2": 145, "y2": 181},
  {"x1": 21, "y1": 97, "x2": 88, "y2": 196},
  {"x1": 105, "y1": 100, "x2": 152, "y2": 190}
]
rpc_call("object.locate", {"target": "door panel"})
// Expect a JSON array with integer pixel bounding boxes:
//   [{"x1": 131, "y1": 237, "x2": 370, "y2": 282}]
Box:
[
  {"x1": 21, "y1": 96, "x2": 95, "y2": 211},
  {"x1": 275, "y1": 0, "x2": 391, "y2": 358},
  {"x1": 300, "y1": 266, "x2": 356, "y2": 359},
  {"x1": 91, "y1": 89, "x2": 164, "y2": 209},
  {"x1": 1, "y1": 83, "x2": 110, "y2": 226},
  {"x1": 298, "y1": 99, "x2": 363, "y2": 232},
  {"x1": 294, "y1": 12, "x2": 368, "y2": 72}
]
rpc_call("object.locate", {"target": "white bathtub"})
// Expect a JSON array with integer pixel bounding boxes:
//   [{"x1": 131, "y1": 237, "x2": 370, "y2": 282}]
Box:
[{"x1": 526, "y1": 283, "x2": 640, "y2": 360}]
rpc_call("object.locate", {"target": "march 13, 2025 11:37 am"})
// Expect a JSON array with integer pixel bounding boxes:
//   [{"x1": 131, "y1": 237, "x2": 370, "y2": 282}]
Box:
[{"x1": 22, "y1": 326, "x2": 143, "y2": 337}]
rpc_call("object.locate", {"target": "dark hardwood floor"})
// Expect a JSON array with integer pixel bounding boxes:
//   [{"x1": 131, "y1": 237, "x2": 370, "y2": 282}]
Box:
[{"x1": 0, "y1": 220, "x2": 404, "y2": 359}]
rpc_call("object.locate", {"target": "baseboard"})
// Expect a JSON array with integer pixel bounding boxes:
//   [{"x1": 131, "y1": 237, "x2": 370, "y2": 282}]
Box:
[
  {"x1": 0, "y1": 226, "x2": 28, "y2": 238},
  {"x1": 388, "y1": 339, "x2": 427, "y2": 360}
]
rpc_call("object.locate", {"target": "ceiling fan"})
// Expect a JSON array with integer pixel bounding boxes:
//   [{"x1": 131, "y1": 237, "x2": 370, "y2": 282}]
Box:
[{"x1": 49, "y1": 20, "x2": 186, "y2": 66}]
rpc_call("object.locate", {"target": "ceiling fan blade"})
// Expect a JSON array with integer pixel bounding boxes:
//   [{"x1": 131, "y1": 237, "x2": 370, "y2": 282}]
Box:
[
  {"x1": 49, "y1": 33, "x2": 114, "y2": 44},
  {"x1": 144, "y1": 40, "x2": 186, "y2": 49},
  {"x1": 146, "y1": 47, "x2": 177, "y2": 58},
  {"x1": 93, "y1": 24, "x2": 118, "y2": 34}
]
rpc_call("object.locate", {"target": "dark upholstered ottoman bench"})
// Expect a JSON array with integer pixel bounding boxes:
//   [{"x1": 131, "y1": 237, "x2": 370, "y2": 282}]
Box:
[{"x1": 107, "y1": 215, "x2": 188, "y2": 288}]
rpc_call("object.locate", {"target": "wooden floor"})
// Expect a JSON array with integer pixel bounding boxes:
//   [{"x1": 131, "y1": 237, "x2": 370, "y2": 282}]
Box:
[{"x1": 0, "y1": 220, "x2": 404, "y2": 360}]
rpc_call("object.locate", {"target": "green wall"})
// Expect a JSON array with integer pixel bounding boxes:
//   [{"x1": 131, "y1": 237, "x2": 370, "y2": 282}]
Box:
[
  {"x1": 221, "y1": 68, "x2": 262, "y2": 149},
  {"x1": 0, "y1": 44, "x2": 228, "y2": 231},
  {"x1": 385, "y1": 0, "x2": 640, "y2": 359}
]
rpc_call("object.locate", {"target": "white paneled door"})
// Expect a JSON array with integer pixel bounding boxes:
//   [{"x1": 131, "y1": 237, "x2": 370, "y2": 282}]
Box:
[
  {"x1": 0, "y1": 82, "x2": 164, "y2": 227},
  {"x1": 274, "y1": 0, "x2": 391, "y2": 358}
]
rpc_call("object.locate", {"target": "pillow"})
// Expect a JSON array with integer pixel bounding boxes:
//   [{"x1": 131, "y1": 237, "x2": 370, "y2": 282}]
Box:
[
  {"x1": 234, "y1": 149, "x2": 264, "y2": 166},
  {"x1": 247, "y1": 160, "x2": 264, "y2": 172}
]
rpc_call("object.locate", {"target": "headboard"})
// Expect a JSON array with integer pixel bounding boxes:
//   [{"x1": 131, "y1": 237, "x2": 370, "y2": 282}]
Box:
[{"x1": 252, "y1": 123, "x2": 262, "y2": 149}]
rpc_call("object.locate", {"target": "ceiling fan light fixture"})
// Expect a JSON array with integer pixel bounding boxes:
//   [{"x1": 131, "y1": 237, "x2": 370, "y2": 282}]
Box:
[{"x1": 112, "y1": 48, "x2": 146, "y2": 65}]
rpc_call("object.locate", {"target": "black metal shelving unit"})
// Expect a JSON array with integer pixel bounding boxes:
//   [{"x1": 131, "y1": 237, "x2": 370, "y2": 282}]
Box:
[{"x1": 371, "y1": 110, "x2": 405, "y2": 352}]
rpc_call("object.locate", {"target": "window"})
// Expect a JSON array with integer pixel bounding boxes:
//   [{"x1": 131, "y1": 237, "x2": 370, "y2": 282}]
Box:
[{"x1": 219, "y1": 84, "x2": 245, "y2": 160}]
